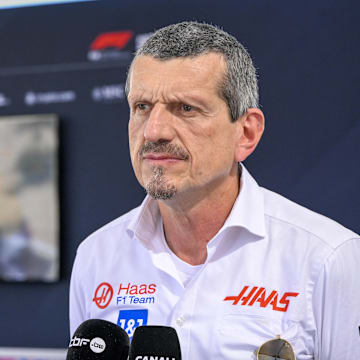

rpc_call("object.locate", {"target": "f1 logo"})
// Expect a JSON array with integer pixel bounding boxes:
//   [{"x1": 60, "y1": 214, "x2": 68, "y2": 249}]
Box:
[
  {"x1": 90, "y1": 31, "x2": 133, "y2": 50},
  {"x1": 117, "y1": 309, "x2": 148, "y2": 339}
]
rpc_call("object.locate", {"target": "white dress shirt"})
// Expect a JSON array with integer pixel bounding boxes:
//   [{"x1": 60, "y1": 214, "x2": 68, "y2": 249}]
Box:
[{"x1": 69, "y1": 165, "x2": 360, "y2": 359}]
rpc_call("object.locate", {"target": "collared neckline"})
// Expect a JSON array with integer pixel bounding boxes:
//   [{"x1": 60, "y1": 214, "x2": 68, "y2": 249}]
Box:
[
  {"x1": 127, "y1": 163, "x2": 266, "y2": 247},
  {"x1": 220, "y1": 164, "x2": 266, "y2": 239}
]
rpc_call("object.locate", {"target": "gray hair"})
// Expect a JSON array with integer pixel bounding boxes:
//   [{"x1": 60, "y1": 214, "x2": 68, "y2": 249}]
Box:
[{"x1": 125, "y1": 21, "x2": 259, "y2": 121}]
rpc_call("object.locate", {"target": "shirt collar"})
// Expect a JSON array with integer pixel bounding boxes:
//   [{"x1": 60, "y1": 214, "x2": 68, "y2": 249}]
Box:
[
  {"x1": 127, "y1": 163, "x2": 266, "y2": 245},
  {"x1": 127, "y1": 195, "x2": 160, "y2": 247},
  {"x1": 222, "y1": 163, "x2": 266, "y2": 238}
]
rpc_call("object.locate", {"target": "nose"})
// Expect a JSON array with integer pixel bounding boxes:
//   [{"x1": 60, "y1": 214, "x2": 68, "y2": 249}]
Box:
[{"x1": 144, "y1": 103, "x2": 175, "y2": 143}]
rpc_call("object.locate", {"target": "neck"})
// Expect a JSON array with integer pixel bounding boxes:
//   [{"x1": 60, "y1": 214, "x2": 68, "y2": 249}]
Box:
[{"x1": 158, "y1": 165, "x2": 240, "y2": 265}]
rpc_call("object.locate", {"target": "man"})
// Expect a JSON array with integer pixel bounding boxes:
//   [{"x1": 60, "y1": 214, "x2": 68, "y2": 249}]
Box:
[{"x1": 70, "y1": 22, "x2": 360, "y2": 359}]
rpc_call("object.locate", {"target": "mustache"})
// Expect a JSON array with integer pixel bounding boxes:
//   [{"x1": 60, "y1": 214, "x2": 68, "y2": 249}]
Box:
[{"x1": 139, "y1": 141, "x2": 190, "y2": 160}]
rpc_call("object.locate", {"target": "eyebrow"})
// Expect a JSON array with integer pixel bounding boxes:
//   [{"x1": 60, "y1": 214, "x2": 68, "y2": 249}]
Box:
[
  {"x1": 128, "y1": 92, "x2": 210, "y2": 108},
  {"x1": 178, "y1": 94, "x2": 209, "y2": 108}
]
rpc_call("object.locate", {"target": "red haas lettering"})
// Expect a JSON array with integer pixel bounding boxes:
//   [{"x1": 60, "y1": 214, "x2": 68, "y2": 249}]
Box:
[
  {"x1": 224, "y1": 285, "x2": 299, "y2": 312},
  {"x1": 118, "y1": 283, "x2": 157, "y2": 295},
  {"x1": 275, "y1": 292, "x2": 300, "y2": 312}
]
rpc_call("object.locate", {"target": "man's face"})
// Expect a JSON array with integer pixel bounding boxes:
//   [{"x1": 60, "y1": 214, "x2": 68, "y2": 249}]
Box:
[{"x1": 128, "y1": 53, "x2": 242, "y2": 201}]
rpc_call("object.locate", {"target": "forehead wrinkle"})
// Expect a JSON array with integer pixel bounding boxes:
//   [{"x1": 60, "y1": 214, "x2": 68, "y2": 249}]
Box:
[
  {"x1": 128, "y1": 87, "x2": 147, "y2": 103},
  {"x1": 129, "y1": 54, "x2": 227, "y2": 104},
  {"x1": 130, "y1": 81, "x2": 189, "y2": 105}
]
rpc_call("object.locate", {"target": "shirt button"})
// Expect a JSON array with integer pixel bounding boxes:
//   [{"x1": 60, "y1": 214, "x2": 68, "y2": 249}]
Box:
[{"x1": 176, "y1": 315, "x2": 185, "y2": 327}]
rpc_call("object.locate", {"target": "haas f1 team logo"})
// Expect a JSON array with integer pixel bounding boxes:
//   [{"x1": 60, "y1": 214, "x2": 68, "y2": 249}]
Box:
[
  {"x1": 93, "y1": 282, "x2": 114, "y2": 309},
  {"x1": 224, "y1": 285, "x2": 299, "y2": 312}
]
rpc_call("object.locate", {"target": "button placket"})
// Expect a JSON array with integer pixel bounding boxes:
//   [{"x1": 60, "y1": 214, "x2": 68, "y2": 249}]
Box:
[{"x1": 176, "y1": 314, "x2": 185, "y2": 327}]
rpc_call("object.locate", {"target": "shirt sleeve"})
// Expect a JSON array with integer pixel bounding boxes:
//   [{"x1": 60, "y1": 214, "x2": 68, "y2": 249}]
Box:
[
  {"x1": 313, "y1": 237, "x2": 360, "y2": 359},
  {"x1": 69, "y1": 250, "x2": 87, "y2": 338}
]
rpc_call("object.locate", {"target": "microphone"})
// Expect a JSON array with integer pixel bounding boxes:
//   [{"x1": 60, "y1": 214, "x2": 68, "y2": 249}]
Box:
[
  {"x1": 67, "y1": 319, "x2": 129, "y2": 360},
  {"x1": 128, "y1": 325, "x2": 181, "y2": 360}
]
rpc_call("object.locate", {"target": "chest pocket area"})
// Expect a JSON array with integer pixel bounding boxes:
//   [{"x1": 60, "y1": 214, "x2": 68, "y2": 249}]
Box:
[{"x1": 216, "y1": 313, "x2": 299, "y2": 360}]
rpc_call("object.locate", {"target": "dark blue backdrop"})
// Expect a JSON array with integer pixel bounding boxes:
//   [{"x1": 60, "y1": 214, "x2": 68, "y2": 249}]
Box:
[{"x1": 0, "y1": 0, "x2": 359, "y2": 348}]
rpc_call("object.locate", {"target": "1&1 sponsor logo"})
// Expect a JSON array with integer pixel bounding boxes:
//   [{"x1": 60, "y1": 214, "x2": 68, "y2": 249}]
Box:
[{"x1": 117, "y1": 309, "x2": 148, "y2": 339}]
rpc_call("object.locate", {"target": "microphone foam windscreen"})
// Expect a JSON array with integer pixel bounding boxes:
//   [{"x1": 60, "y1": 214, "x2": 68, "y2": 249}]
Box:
[
  {"x1": 67, "y1": 319, "x2": 129, "y2": 360},
  {"x1": 129, "y1": 326, "x2": 181, "y2": 360}
]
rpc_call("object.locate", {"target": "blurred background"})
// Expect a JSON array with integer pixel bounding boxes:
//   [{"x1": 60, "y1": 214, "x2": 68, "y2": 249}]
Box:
[{"x1": 0, "y1": 0, "x2": 359, "y2": 351}]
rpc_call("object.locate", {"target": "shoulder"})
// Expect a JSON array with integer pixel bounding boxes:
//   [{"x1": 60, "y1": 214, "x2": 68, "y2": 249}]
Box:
[{"x1": 261, "y1": 187, "x2": 359, "y2": 250}]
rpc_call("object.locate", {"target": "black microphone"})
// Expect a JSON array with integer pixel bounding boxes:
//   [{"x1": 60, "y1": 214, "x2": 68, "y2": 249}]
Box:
[
  {"x1": 128, "y1": 325, "x2": 181, "y2": 360},
  {"x1": 67, "y1": 319, "x2": 129, "y2": 360}
]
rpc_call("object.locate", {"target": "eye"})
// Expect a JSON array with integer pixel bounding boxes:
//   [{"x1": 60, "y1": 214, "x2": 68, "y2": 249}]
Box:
[
  {"x1": 136, "y1": 103, "x2": 148, "y2": 111},
  {"x1": 181, "y1": 104, "x2": 193, "y2": 112}
]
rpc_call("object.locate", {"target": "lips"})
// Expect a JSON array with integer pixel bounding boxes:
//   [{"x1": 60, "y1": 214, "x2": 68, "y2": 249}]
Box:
[{"x1": 142, "y1": 153, "x2": 185, "y2": 161}]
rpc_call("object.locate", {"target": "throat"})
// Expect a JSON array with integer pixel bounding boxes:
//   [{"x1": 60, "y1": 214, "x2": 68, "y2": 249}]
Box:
[
  {"x1": 160, "y1": 208, "x2": 226, "y2": 265},
  {"x1": 158, "y1": 166, "x2": 241, "y2": 265}
]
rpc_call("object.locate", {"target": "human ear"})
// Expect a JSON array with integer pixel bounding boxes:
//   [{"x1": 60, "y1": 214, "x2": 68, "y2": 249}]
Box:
[{"x1": 234, "y1": 108, "x2": 265, "y2": 162}]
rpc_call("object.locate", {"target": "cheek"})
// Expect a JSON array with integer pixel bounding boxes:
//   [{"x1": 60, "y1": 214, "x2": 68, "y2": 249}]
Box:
[
  {"x1": 190, "y1": 126, "x2": 231, "y2": 153},
  {"x1": 128, "y1": 120, "x2": 142, "y2": 153},
  {"x1": 128, "y1": 125, "x2": 142, "y2": 176},
  {"x1": 190, "y1": 130, "x2": 236, "y2": 172}
]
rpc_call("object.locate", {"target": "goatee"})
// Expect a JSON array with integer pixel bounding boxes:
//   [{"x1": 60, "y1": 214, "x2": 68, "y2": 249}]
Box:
[{"x1": 145, "y1": 166, "x2": 177, "y2": 200}]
